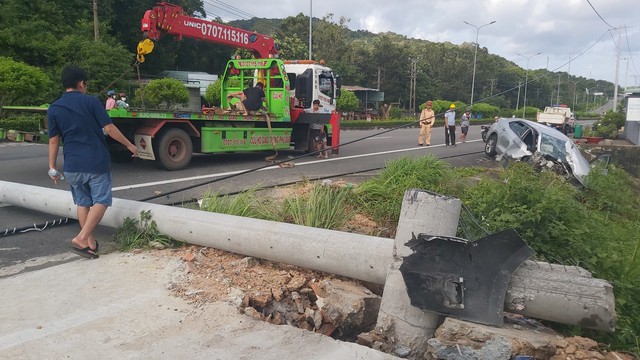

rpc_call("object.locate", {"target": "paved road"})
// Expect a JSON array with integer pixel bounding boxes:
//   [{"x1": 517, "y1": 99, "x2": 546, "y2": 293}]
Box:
[{"x1": 0, "y1": 125, "x2": 488, "y2": 276}]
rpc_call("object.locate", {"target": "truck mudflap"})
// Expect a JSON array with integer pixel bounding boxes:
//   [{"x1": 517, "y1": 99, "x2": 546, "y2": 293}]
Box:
[
  {"x1": 399, "y1": 229, "x2": 533, "y2": 326},
  {"x1": 135, "y1": 134, "x2": 155, "y2": 160}
]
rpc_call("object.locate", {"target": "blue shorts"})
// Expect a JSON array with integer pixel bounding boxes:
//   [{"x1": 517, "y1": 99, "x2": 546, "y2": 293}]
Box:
[{"x1": 65, "y1": 172, "x2": 112, "y2": 207}]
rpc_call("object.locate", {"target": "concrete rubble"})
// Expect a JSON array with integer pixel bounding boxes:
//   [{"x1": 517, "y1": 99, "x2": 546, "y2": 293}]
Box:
[{"x1": 239, "y1": 274, "x2": 381, "y2": 339}]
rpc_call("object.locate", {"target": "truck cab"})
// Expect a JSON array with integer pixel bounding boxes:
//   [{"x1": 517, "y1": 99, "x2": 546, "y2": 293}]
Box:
[{"x1": 536, "y1": 105, "x2": 572, "y2": 134}]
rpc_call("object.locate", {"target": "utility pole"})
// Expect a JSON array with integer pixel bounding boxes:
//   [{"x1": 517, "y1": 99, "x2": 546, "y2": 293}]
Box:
[
  {"x1": 517, "y1": 52, "x2": 541, "y2": 118},
  {"x1": 612, "y1": 28, "x2": 621, "y2": 112},
  {"x1": 489, "y1": 78, "x2": 496, "y2": 96},
  {"x1": 516, "y1": 81, "x2": 521, "y2": 111},
  {"x1": 377, "y1": 68, "x2": 381, "y2": 91},
  {"x1": 308, "y1": 0, "x2": 312, "y2": 60},
  {"x1": 93, "y1": 0, "x2": 99, "y2": 41},
  {"x1": 408, "y1": 59, "x2": 417, "y2": 114},
  {"x1": 556, "y1": 73, "x2": 561, "y2": 105},
  {"x1": 623, "y1": 57, "x2": 629, "y2": 92}
]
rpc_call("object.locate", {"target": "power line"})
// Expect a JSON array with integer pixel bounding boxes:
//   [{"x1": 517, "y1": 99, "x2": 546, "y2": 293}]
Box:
[
  {"x1": 585, "y1": 0, "x2": 615, "y2": 29},
  {"x1": 623, "y1": 27, "x2": 639, "y2": 79}
]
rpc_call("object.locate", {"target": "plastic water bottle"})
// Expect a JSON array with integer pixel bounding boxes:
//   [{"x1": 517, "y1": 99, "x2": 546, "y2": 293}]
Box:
[{"x1": 48, "y1": 169, "x2": 65, "y2": 181}]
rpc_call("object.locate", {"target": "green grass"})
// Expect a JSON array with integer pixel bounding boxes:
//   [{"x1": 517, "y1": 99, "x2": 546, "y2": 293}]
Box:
[
  {"x1": 199, "y1": 188, "x2": 278, "y2": 221},
  {"x1": 282, "y1": 185, "x2": 354, "y2": 229},
  {"x1": 353, "y1": 155, "x2": 451, "y2": 225},
  {"x1": 114, "y1": 210, "x2": 182, "y2": 250}
]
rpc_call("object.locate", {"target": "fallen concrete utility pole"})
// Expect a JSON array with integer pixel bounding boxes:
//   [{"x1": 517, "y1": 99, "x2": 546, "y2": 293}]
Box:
[{"x1": 0, "y1": 181, "x2": 615, "y2": 331}]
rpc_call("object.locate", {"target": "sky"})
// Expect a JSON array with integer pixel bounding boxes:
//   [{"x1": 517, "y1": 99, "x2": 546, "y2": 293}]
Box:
[{"x1": 202, "y1": 0, "x2": 639, "y2": 87}]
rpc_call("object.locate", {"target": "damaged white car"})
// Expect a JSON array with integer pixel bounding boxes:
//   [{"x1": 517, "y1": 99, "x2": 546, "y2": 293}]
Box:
[{"x1": 483, "y1": 118, "x2": 591, "y2": 185}]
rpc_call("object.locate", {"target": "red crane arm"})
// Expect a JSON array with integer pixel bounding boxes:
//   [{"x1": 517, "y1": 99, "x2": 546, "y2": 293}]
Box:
[{"x1": 141, "y1": 2, "x2": 278, "y2": 58}]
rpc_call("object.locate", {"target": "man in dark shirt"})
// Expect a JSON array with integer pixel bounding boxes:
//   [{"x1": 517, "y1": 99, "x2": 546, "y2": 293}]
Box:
[
  {"x1": 48, "y1": 65, "x2": 138, "y2": 259},
  {"x1": 227, "y1": 82, "x2": 268, "y2": 115}
]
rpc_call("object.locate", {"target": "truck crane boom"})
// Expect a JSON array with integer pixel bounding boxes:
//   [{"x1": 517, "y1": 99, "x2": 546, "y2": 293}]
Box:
[{"x1": 138, "y1": 2, "x2": 278, "y2": 61}]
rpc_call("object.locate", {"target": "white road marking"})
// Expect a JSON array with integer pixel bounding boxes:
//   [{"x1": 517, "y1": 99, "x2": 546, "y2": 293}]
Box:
[
  {"x1": 364, "y1": 136, "x2": 392, "y2": 140},
  {"x1": 112, "y1": 140, "x2": 481, "y2": 192}
]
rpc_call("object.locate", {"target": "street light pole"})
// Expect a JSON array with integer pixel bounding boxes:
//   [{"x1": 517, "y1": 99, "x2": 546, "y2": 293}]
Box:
[
  {"x1": 517, "y1": 52, "x2": 541, "y2": 118},
  {"x1": 308, "y1": 0, "x2": 312, "y2": 60},
  {"x1": 464, "y1": 20, "x2": 496, "y2": 107}
]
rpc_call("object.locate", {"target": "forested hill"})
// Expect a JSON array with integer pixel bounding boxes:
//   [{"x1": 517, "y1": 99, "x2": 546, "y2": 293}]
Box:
[{"x1": 0, "y1": 0, "x2": 614, "y2": 111}]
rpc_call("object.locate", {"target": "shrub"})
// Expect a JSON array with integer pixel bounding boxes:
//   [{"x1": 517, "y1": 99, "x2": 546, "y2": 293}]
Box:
[
  {"x1": 337, "y1": 90, "x2": 360, "y2": 112},
  {"x1": 134, "y1": 78, "x2": 190, "y2": 110},
  {"x1": 592, "y1": 111, "x2": 625, "y2": 138},
  {"x1": 0, "y1": 57, "x2": 52, "y2": 116},
  {"x1": 470, "y1": 102, "x2": 500, "y2": 119},
  {"x1": 0, "y1": 115, "x2": 43, "y2": 132}
]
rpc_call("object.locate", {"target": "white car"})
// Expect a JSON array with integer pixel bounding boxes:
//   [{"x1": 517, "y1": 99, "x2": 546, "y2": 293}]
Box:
[{"x1": 484, "y1": 118, "x2": 591, "y2": 185}]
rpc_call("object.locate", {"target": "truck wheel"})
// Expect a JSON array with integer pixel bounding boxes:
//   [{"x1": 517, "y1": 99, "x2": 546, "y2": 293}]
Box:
[
  {"x1": 485, "y1": 134, "x2": 498, "y2": 157},
  {"x1": 156, "y1": 128, "x2": 193, "y2": 171}
]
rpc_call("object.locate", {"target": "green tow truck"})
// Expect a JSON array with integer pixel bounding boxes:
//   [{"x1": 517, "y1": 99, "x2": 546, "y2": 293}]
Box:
[{"x1": 3, "y1": 58, "x2": 340, "y2": 171}]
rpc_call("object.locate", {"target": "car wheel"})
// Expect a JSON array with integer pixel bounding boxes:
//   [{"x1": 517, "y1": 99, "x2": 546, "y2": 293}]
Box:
[
  {"x1": 481, "y1": 131, "x2": 488, "y2": 142},
  {"x1": 485, "y1": 134, "x2": 497, "y2": 157}
]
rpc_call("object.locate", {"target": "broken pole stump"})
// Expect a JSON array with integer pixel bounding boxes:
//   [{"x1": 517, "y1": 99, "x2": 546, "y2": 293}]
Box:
[{"x1": 375, "y1": 189, "x2": 462, "y2": 357}]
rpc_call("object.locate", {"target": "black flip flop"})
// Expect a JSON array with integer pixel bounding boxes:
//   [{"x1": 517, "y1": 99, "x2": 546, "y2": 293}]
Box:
[{"x1": 70, "y1": 246, "x2": 99, "y2": 259}]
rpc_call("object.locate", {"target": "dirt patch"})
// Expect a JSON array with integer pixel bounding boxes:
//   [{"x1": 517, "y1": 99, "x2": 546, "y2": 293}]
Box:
[{"x1": 157, "y1": 245, "x2": 378, "y2": 340}]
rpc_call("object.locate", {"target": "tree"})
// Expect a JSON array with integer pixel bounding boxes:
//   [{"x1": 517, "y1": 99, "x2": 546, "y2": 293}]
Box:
[
  {"x1": 336, "y1": 90, "x2": 359, "y2": 112},
  {"x1": 204, "y1": 77, "x2": 240, "y2": 106},
  {"x1": 471, "y1": 103, "x2": 500, "y2": 118},
  {"x1": 56, "y1": 35, "x2": 134, "y2": 97},
  {"x1": 0, "y1": 57, "x2": 52, "y2": 115},
  {"x1": 135, "y1": 78, "x2": 190, "y2": 110}
]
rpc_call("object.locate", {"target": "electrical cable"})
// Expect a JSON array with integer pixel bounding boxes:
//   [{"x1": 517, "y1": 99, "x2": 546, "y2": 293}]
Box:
[
  {"x1": 1, "y1": 218, "x2": 77, "y2": 237},
  {"x1": 623, "y1": 27, "x2": 639, "y2": 80},
  {"x1": 585, "y1": 0, "x2": 615, "y2": 29},
  {"x1": 160, "y1": 150, "x2": 486, "y2": 207},
  {"x1": 135, "y1": 111, "x2": 464, "y2": 202}
]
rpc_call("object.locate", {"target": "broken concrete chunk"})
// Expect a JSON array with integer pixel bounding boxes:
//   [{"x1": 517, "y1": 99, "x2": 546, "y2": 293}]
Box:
[
  {"x1": 182, "y1": 252, "x2": 196, "y2": 262},
  {"x1": 428, "y1": 317, "x2": 560, "y2": 360},
  {"x1": 312, "y1": 279, "x2": 381, "y2": 336},
  {"x1": 239, "y1": 257, "x2": 259, "y2": 268},
  {"x1": 249, "y1": 292, "x2": 272, "y2": 308},
  {"x1": 271, "y1": 287, "x2": 284, "y2": 302},
  {"x1": 286, "y1": 276, "x2": 307, "y2": 292},
  {"x1": 243, "y1": 307, "x2": 262, "y2": 320}
]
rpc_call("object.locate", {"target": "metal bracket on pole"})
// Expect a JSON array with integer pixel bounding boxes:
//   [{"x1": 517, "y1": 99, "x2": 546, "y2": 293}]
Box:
[{"x1": 400, "y1": 229, "x2": 532, "y2": 326}]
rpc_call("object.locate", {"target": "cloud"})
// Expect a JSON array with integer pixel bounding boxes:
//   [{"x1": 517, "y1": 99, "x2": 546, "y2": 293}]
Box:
[{"x1": 204, "y1": 0, "x2": 640, "y2": 83}]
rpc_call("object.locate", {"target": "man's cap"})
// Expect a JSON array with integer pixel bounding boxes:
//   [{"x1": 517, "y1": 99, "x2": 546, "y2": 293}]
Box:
[
  {"x1": 312, "y1": 99, "x2": 323, "y2": 107},
  {"x1": 450, "y1": 103, "x2": 456, "y2": 109},
  {"x1": 426, "y1": 100, "x2": 432, "y2": 106},
  {"x1": 107, "y1": 90, "x2": 116, "y2": 96}
]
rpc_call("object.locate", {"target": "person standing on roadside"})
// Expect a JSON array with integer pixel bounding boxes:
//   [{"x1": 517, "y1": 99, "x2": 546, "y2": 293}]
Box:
[
  {"x1": 305, "y1": 99, "x2": 329, "y2": 158},
  {"x1": 47, "y1": 65, "x2": 138, "y2": 259},
  {"x1": 459, "y1": 109, "x2": 471, "y2": 143},
  {"x1": 444, "y1": 103, "x2": 457, "y2": 146},
  {"x1": 418, "y1": 100, "x2": 435, "y2": 146}
]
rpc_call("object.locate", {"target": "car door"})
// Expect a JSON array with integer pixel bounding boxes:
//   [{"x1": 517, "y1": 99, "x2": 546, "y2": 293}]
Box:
[{"x1": 502, "y1": 121, "x2": 533, "y2": 159}]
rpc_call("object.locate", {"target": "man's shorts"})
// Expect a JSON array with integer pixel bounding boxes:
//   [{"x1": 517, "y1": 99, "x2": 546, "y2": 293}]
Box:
[
  {"x1": 65, "y1": 172, "x2": 112, "y2": 207},
  {"x1": 461, "y1": 126, "x2": 469, "y2": 135}
]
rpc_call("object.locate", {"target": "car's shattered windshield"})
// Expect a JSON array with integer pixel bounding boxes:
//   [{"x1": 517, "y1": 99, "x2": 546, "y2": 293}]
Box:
[{"x1": 539, "y1": 133, "x2": 567, "y2": 162}]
